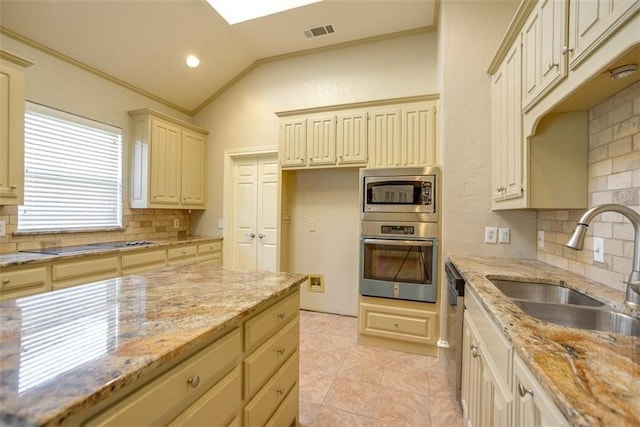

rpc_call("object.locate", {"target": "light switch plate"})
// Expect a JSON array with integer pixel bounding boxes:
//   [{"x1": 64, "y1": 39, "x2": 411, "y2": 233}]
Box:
[
  {"x1": 537, "y1": 230, "x2": 544, "y2": 248},
  {"x1": 593, "y1": 237, "x2": 604, "y2": 263},
  {"x1": 308, "y1": 220, "x2": 316, "y2": 232},
  {"x1": 217, "y1": 219, "x2": 224, "y2": 229},
  {"x1": 499, "y1": 228, "x2": 510, "y2": 243}
]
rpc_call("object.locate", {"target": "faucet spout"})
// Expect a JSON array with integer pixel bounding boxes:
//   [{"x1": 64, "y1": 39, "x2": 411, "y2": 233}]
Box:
[{"x1": 565, "y1": 204, "x2": 640, "y2": 308}]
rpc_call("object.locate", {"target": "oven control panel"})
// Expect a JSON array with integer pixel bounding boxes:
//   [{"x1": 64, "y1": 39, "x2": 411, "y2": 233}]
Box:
[{"x1": 381, "y1": 225, "x2": 415, "y2": 235}]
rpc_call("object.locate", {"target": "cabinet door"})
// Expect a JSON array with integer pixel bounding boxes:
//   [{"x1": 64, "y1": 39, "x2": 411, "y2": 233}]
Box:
[
  {"x1": 181, "y1": 129, "x2": 206, "y2": 207},
  {"x1": 368, "y1": 108, "x2": 402, "y2": 167},
  {"x1": 279, "y1": 119, "x2": 307, "y2": 167},
  {"x1": 307, "y1": 115, "x2": 336, "y2": 166},
  {"x1": 492, "y1": 39, "x2": 523, "y2": 203},
  {"x1": 150, "y1": 119, "x2": 181, "y2": 205},
  {"x1": 461, "y1": 313, "x2": 482, "y2": 427},
  {"x1": 402, "y1": 101, "x2": 437, "y2": 167},
  {"x1": 513, "y1": 354, "x2": 569, "y2": 427},
  {"x1": 568, "y1": 0, "x2": 638, "y2": 68},
  {"x1": 522, "y1": 0, "x2": 568, "y2": 110},
  {"x1": 0, "y1": 57, "x2": 28, "y2": 205},
  {"x1": 480, "y1": 349, "x2": 511, "y2": 427},
  {"x1": 336, "y1": 111, "x2": 368, "y2": 165}
]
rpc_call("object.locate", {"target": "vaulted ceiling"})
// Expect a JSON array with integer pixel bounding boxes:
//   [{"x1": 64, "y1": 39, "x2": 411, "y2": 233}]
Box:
[{"x1": 0, "y1": 0, "x2": 438, "y2": 115}]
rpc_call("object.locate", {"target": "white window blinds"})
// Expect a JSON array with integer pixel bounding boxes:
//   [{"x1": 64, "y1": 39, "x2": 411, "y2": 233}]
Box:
[{"x1": 19, "y1": 103, "x2": 123, "y2": 232}]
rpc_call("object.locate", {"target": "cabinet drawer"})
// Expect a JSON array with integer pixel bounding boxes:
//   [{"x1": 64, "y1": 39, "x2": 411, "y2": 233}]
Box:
[
  {"x1": 359, "y1": 302, "x2": 436, "y2": 344},
  {"x1": 86, "y1": 328, "x2": 241, "y2": 426},
  {"x1": 244, "y1": 351, "x2": 299, "y2": 427},
  {"x1": 466, "y1": 286, "x2": 512, "y2": 386},
  {"x1": 167, "y1": 245, "x2": 198, "y2": 264},
  {"x1": 52, "y1": 256, "x2": 119, "y2": 290},
  {"x1": 245, "y1": 292, "x2": 299, "y2": 352},
  {"x1": 266, "y1": 383, "x2": 298, "y2": 427},
  {"x1": 0, "y1": 266, "x2": 49, "y2": 300},
  {"x1": 121, "y1": 249, "x2": 166, "y2": 274},
  {"x1": 168, "y1": 366, "x2": 241, "y2": 427},
  {"x1": 244, "y1": 318, "x2": 298, "y2": 400},
  {"x1": 198, "y1": 241, "x2": 221, "y2": 257}
]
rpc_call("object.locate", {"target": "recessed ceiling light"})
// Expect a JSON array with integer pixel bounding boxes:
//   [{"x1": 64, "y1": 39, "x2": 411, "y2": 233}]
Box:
[
  {"x1": 186, "y1": 55, "x2": 200, "y2": 68},
  {"x1": 206, "y1": 0, "x2": 322, "y2": 25},
  {"x1": 609, "y1": 64, "x2": 637, "y2": 80}
]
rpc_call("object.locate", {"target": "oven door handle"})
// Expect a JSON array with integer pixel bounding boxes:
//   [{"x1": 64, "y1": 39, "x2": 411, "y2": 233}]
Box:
[{"x1": 363, "y1": 238, "x2": 433, "y2": 247}]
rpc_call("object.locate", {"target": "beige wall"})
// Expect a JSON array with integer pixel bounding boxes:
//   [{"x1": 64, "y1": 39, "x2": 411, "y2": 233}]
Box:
[
  {"x1": 0, "y1": 35, "x2": 194, "y2": 253},
  {"x1": 193, "y1": 33, "x2": 438, "y2": 315},
  {"x1": 537, "y1": 80, "x2": 640, "y2": 292}
]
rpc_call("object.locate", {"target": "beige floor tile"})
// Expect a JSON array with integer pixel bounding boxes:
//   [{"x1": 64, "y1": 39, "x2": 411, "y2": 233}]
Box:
[
  {"x1": 308, "y1": 406, "x2": 374, "y2": 427},
  {"x1": 299, "y1": 372, "x2": 334, "y2": 404},
  {"x1": 322, "y1": 377, "x2": 380, "y2": 415},
  {"x1": 382, "y1": 364, "x2": 430, "y2": 395},
  {"x1": 373, "y1": 388, "x2": 431, "y2": 426}
]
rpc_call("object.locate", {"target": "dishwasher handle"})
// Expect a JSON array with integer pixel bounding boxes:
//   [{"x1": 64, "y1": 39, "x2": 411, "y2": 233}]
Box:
[{"x1": 363, "y1": 238, "x2": 434, "y2": 247}]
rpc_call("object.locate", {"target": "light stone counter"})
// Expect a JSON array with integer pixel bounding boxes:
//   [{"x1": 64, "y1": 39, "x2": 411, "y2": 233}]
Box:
[
  {"x1": 450, "y1": 256, "x2": 639, "y2": 427},
  {"x1": 0, "y1": 235, "x2": 222, "y2": 268},
  {"x1": 0, "y1": 264, "x2": 306, "y2": 426}
]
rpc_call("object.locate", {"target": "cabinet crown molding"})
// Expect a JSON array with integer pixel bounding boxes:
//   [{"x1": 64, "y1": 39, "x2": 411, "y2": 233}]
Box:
[{"x1": 128, "y1": 108, "x2": 209, "y2": 135}]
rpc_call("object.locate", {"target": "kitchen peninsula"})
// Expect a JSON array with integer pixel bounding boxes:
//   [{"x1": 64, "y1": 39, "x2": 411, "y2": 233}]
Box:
[{"x1": 0, "y1": 264, "x2": 306, "y2": 426}]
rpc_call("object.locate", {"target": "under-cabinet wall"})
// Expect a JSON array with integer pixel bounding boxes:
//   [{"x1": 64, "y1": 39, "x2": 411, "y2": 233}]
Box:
[{"x1": 537, "y1": 80, "x2": 640, "y2": 293}]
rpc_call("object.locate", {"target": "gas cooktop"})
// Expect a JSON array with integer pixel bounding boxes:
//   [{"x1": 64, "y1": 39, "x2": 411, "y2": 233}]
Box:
[{"x1": 20, "y1": 241, "x2": 156, "y2": 255}]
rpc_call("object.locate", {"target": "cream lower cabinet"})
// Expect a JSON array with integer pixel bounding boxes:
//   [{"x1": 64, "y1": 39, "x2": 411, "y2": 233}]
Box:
[
  {"x1": 358, "y1": 296, "x2": 438, "y2": 356},
  {"x1": 52, "y1": 255, "x2": 119, "y2": 290},
  {"x1": 0, "y1": 51, "x2": 32, "y2": 206},
  {"x1": 121, "y1": 249, "x2": 167, "y2": 275},
  {"x1": 461, "y1": 286, "x2": 569, "y2": 427},
  {"x1": 167, "y1": 244, "x2": 199, "y2": 266},
  {"x1": 0, "y1": 265, "x2": 50, "y2": 301},
  {"x1": 198, "y1": 241, "x2": 223, "y2": 266}
]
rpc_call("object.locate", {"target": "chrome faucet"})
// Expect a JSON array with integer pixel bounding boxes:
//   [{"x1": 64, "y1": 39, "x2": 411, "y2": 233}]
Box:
[{"x1": 566, "y1": 204, "x2": 640, "y2": 308}]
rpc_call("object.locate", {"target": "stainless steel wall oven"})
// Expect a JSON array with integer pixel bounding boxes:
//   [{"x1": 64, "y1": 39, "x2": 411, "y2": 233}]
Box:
[{"x1": 359, "y1": 167, "x2": 439, "y2": 303}]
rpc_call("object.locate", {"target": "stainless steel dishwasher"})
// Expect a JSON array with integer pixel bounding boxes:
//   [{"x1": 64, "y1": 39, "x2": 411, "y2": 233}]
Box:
[{"x1": 445, "y1": 261, "x2": 466, "y2": 401}]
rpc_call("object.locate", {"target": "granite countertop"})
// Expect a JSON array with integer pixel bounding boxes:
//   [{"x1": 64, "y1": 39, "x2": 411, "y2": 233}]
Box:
[
  {"x1": 0, "y1": 264, "x2": 306, "y2": 426},
  {"x1": 0, "y1": 235, "x2": 223, "y2": 268},
  {"x1": 449, "y1": 256, "x2": 639, "y2": 426}
]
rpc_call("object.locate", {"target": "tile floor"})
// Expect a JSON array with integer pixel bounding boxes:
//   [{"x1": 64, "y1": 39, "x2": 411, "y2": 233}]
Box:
[{"x1": 298, "y1": 310, "x2": 464, "y2": 427}]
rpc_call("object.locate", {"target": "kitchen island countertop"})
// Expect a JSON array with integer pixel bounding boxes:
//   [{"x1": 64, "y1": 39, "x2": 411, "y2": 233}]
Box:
[
  {"x1": 0, "y1": 263, "x2": 306, "y2": 426},
  {"x1": 450, "y1": 256, "x2": 639, "y2": 427}
]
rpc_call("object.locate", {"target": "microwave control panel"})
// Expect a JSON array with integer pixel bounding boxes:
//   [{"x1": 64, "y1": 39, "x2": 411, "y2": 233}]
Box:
[{"x1": 381, "y1": 225, "x2": 415, "y2": 235}]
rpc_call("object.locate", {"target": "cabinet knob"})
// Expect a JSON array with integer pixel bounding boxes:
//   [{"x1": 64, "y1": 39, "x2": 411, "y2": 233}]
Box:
[
  {"x1": 245, "y1": 232, "x2": 256, "y2": 238},
  {"x1": 548, "y1": 62, "x2": 558, "y2": 70},
  {"x1": 561, "y1": 46, "x2": 573, "y2": 55},
  {"x1": 187, "y1": 375, "x2": 200, "y2": 388},
  {"x1": 153, "y1": 195, "x2": 157, "y2": 198},
  {"x1": 277, "y1": 387, "x2": 285, "y2": 395},
  {"x1": 277, "y1": 347, "x2": 285, "y2": 355},
  {"x1": 277, "y1": 312, "x2": 285, "y2": 320},
  {"x1": 2, "y1": 279, "x2": 9, "y2": 285},
  {"x1": 394, "y1": 323, "x2": 399, "y2": 328},
  {"x1": 496, "y1": 186, "x2": 505, "y2": 193},
  {"x1": 9, "y1": 185, "x2": 17, "y2": 190},
  {"x1": 258, "y1": 233, "x2": 265, "y2": 239},
  {"x1": 518, "y1": 383, "x2": 534, "y2": 397}
]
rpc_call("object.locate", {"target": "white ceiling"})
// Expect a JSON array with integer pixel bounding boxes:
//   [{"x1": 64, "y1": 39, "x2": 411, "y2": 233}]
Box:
[{"x1": 0, "y1": 0, "x2": 437, "y2": 114}]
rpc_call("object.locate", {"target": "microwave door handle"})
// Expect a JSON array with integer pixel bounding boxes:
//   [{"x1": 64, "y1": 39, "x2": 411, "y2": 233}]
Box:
[{"x1": 363, "y1": 239, "x2": 433, "y2": 247}]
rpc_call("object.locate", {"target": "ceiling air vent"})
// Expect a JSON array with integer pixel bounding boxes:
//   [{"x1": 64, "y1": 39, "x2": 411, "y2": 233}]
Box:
[{"x1": 302, "y1": 24, "x2": 335, "y2": 39}]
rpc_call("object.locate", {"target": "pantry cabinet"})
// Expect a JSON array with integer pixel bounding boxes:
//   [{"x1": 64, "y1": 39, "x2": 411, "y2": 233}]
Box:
[
  {"x1": 129, "y1": 109, "x2": 208, "y2": 209},
  {"x1": 0, "y1": 51, "x2": 32, "y2": 206},
  {"x1": 277, "y1": 97, "x2": 438, "y2": 170}
]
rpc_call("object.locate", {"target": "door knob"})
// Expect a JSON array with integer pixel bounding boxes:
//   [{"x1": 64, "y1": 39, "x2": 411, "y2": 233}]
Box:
[
  {"x1": 245, "y1": 232, "x2": 256, "y2": 238},
  {"x1": 258, "y1": 233, "x2": 265, "y2": 239}
]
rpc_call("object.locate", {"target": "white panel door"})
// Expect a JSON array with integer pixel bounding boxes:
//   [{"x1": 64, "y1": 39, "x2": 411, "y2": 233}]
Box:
[
  {"x1": 231, "y1": 153, "x2": 278, "y2": 272},
  {"x1": 256, "y1": 157, "x2": 279, "y2": 271}
]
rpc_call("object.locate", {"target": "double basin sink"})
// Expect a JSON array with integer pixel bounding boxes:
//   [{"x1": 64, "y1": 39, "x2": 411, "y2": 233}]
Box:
[{"x1": 489, "y1": 279, "x2": 640, "y2": 337}]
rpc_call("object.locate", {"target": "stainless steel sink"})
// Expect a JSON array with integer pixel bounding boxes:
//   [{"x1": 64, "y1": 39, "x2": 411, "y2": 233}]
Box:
[
  {"x1": 513, "y1": 300, "x2": 640, "y2": 337},
  {"x1": 490, "y1": 279, "x2": 604, "y2": 306}
]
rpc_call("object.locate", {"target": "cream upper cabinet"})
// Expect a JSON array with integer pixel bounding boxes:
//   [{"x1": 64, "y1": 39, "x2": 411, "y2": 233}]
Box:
[
  {"x1": 277, "y1": 97, "x2": 438, "y2": 170},
  {"x1": 336, "y1": 111, "x2": 368, "y2": 165},
  {"x1": 491, "y1": 38, "x2": 523, "y2": 204},
  {"x1": 567, "y1": 0, "x2": 639, "y2": 68},
  {"x1": 0, "y1": 51, "x2": 32, "y2": 206},
  {"x1": 522, "y1": 0, "x2": 568, "y2": 110},
  {"x1": 307, "y1": 114, "x2": 336, "y2": 166},
  {"x1": 279, "y1": 118, "x2": 307, "y2": 167},
  {"x1": 129, "y1": 109, "x2": 208, "y2": 209}
]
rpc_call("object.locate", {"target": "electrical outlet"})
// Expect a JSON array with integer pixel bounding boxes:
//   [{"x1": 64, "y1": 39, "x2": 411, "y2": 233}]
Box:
[
  {"x1": 0, "y1": 220, "x2": 5, "y2": 237},
  {"x1": 499, "y1": 227, "x2": 510, "y2": 243},
  {"x1": 308, "y1": 220, "x2": 316, "y2": 232},
  {"x1": 173, "y1": 219, "x2": 180, "y2": 228},
  {"x1": 537, "y1": 230, "x2": 545, "y2": 248},
  {"x1": 217, "y1": 219, "x2": 224, "y2": 229},
  {"x1": 593, "y1": 237, "x2": 604, "y2": 263},
  {"x1": 308, "y1": 275, "x2": 324, "y2": 293},
  {"x1": 484, "y1": 227, "x2": 498, "y2": 244}
]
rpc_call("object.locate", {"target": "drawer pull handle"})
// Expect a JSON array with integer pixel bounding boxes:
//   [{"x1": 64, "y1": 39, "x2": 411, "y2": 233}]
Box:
[
  {"x1": 518, "y1": 383, "x2": 534, "y2": 397},
  {"x1": 561, "y1": 46, "x2": 573, "y2": 55},
  {"x1": 187, "y1": 376, "x2": 200, "y2": 388},
  {"x1": 277, "y1": 387, "x2": 285, "y2": 395},
  {"x1": 277, "y1": 312, "x2": 286, "y2": 320},
  {"x1": 10, "y1": 185, "x2": 17, "y2": 190},
  {"x1": 394, "y1": 323, "x2": 399, "y2": 328},
  {"x1": 277, "y1": 347, "x2": 285, "y2": 355},
  {"x1": 472, "y1": 347, "x2": 480, "y2": 358},
  {"x1": 2, "y1": 279, "x2": 9, "y2": 285}
]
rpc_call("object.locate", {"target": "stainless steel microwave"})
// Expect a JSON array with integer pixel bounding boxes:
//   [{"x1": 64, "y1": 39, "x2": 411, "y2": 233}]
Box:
[{"x1": 360, "y1": 167, "x2": 438, "y2": 222}]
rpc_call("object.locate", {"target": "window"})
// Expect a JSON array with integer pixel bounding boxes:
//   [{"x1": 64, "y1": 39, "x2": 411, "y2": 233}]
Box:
[{"x1": 19, "y1": 103, "x2": 123, "y2": 232}]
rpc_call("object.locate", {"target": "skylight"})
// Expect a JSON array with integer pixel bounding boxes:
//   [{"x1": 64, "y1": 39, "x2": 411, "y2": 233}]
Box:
[{"x1": 206, "y1": 0, "x2": 322, "y2": 25}]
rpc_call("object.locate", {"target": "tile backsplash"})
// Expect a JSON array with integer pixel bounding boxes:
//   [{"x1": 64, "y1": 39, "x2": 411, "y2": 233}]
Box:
[
  {"x1": 0, "y1": 202, "x2": 191, "y2": 254},
  {"x1": 537, "y1": 80, "x2": 639, "y2": 292}
]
